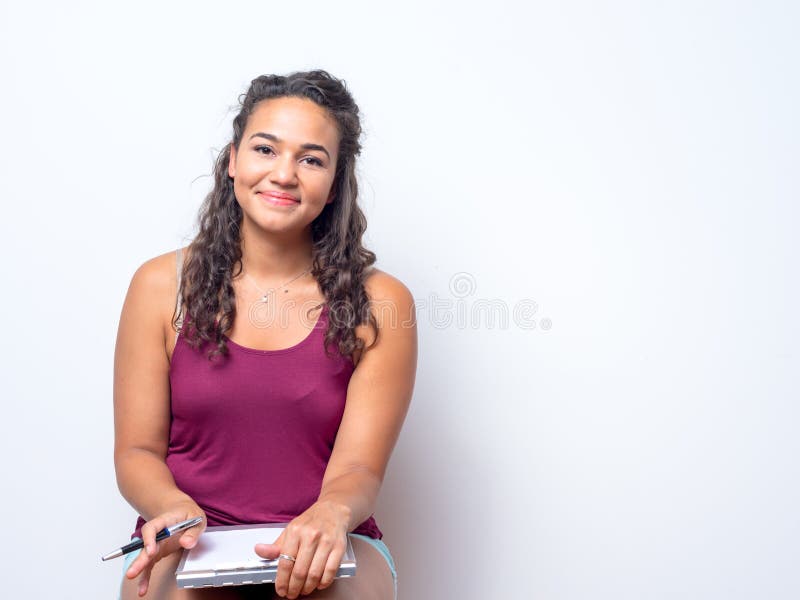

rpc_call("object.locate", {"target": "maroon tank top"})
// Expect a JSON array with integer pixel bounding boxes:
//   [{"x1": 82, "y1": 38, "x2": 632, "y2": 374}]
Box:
[{"x1": 132, "y1": 302, "x2": 382, "y2": 539}]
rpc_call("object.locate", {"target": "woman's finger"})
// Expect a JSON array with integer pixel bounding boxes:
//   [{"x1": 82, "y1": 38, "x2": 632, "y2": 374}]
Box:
[
  {"x1": 254, "y1": 528, "x2": 285, "y2": 560},
  {"x1": 178, "y1": 520, "x2": 205, "y2": 549},
  {"x1": 137, "y1": 560, "x2": 155, "y2": 597},
  {"x1": 125, "y1": 545, "x2": 152, "y2": 580},
  {"x1": 301, "y1": 534, "x2": 335, "y2": 595},
  {"x1": 127, "y1": 523, "x2": 186, "y2": 580},
  {"x1": 317, "y1": 538, "x2": 345, "y2": 590},
  {"x1": 274, "y1": 529, "x2": 301, "y2": 598},
  {"x1": 140, "y1": 516, "x2": 168, "y2": 557},
  {"x1": 285, "y1": 536, "x2": 319, "y2": 599}
]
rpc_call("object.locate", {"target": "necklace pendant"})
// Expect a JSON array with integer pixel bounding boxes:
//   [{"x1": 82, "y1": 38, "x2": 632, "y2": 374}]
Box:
[{"x1": 260, "y1": 295, "x2": 269, "y2": 303}]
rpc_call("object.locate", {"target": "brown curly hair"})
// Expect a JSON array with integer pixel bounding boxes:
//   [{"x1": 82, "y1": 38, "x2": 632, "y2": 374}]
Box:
[{"x1": 175, "y1": 70, "x2": 378, "y2": 362}]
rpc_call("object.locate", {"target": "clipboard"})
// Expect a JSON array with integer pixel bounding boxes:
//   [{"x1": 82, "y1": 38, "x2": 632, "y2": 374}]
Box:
[{"x1": 174, "y1": 523, "x2": 357, "y2": 588}]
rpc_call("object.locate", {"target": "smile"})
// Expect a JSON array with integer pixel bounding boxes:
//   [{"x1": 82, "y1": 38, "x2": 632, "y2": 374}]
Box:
[{"x1": 257, "y1": 191, "x2": 300, "y2": 206}]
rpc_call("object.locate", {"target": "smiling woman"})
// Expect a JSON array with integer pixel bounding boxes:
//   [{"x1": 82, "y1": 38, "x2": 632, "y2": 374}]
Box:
[{"x1": 113, "y1": 71, "x2": 417, "y2": 600}]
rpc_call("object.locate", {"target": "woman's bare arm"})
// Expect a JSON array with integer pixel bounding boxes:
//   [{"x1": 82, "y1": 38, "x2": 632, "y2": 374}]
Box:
[
  {"x1": 317, "y1": 270, "x2": 418, "y2": 526},
  {"x1": 113, "y1": 252, "x2": 192, "y2": 517},
  {"x1": 113, "y1": 251, "x2": 205, "y2": 596}
]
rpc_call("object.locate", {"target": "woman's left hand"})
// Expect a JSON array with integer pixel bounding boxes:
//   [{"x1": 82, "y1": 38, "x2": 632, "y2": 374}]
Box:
[{"x1": 255, "y1": 500, "x2": 351, "y2": 598}]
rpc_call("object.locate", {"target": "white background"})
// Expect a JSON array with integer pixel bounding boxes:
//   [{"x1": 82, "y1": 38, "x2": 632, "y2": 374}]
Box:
[{"x1": 1, "y1": 1, "x2": 797, "y2": 598}]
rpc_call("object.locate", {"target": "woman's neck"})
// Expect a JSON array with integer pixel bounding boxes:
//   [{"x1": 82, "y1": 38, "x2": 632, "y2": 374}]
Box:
[{"x1": 238, "y1": 223, "x2": 314, "y2": 283}]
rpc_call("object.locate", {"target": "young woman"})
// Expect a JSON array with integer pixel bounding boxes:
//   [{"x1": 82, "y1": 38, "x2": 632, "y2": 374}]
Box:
[{"x1": 114, "y1": 70, "x2": 417, "y2": 600}]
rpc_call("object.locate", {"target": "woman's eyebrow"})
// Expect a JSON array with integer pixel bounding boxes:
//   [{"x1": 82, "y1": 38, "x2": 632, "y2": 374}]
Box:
[{"x1": 248, "y1": 132, "x2": 331, "y2": 159}]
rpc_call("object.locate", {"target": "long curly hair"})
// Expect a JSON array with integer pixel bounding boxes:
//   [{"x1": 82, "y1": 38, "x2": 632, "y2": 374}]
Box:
[{"x1": 175, "y1": 70, "x2": 377, "y2": 362}]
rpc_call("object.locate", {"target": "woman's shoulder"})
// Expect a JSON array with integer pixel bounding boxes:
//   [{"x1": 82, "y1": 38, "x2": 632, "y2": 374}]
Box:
[
  {"x1": 123, "y1": 247, "x2": 187, "y2": 339},
  {"x1": 128, "y1": 246, "x2": 187, "y2": 294},
  {"x1": 361, "y1": 268, "x2": 416, "y2": 330},
  {"x1": 363, "y1": 268, "x2": 413, "y2": 304},
  {"x1": 350, "y1": 268, "x2": 416, "y2": 366}
]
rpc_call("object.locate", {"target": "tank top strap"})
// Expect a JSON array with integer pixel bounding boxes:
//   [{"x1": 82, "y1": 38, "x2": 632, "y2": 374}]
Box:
[{"x1": 174, "y1": 247, "x2": 184, "y2": 350}]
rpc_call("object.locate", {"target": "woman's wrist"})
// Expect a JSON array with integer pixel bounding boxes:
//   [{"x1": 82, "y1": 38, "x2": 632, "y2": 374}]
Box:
[
  {"x1": 116, "y1": 449, "x2": 197, "y2": 520},
  {"x1": 313, "y1": 497, "x2": 359, "y2": 532},
  {"x1": 317, "y1": 498, "x2": 352, "y2": 521},
  {"x1": 317, "y1": 470, "x2": 379, "y2": 531}
]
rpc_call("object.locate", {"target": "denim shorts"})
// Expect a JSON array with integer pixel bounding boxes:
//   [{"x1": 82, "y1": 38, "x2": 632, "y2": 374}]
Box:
[{"x1": 120, "y1": 534, "x2": 397, "y2": 599}]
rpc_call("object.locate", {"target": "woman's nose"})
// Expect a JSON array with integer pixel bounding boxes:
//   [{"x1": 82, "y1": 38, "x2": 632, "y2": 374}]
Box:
[{"x1": 269, "y1": 155, "x2": 298, "y2": 185}]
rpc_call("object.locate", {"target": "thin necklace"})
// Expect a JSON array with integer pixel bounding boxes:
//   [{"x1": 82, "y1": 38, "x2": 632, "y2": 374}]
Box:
[{"x1": 243, "y1": 267, "x2": 311, "y2": 304}]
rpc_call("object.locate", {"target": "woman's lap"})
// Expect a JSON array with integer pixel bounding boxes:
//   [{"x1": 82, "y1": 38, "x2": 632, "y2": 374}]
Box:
[{"x1": 120, "y1": 535, "x2": 397, "y2": 600}]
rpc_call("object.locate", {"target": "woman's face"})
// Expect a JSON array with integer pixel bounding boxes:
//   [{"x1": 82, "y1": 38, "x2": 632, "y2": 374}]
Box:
[{"x1": 228, "y1": 96, "x2": 340, "y2": 238}]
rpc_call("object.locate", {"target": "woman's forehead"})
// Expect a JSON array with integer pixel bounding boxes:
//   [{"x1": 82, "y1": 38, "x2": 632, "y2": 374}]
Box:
[{"x1": 246, "y1": 97, "x2": 339, "y2": 148}]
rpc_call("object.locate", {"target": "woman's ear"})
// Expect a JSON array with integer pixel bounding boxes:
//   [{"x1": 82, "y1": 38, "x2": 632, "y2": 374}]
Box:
[
  {"x1": 326, "y1": 189, "x2": 336, "y2": 204},
  {"x1": 227, "y1": 143, "x2": 237, "y2": 178}
]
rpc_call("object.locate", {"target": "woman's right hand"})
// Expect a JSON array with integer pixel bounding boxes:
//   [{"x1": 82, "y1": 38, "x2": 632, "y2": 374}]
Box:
[{"x1": 124, "y1": 500, "x2": 206, "y2": 597}]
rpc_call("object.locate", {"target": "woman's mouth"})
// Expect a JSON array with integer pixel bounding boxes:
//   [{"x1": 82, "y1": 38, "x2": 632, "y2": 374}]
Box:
[{"x1": 257, "y1": 191, "x2": 300, "y2": 207}]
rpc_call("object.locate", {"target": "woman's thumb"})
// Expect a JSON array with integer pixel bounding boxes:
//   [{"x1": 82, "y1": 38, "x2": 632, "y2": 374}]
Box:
[
  {"x1": 255, "y1": 530, "x2": 284, "y2": 559},
  {"x1": 179, "y1": 529, "x2": 200, "y2": 549},
  {"x1": 254, "y1": 542, "x2": 281, "y2": 559}
]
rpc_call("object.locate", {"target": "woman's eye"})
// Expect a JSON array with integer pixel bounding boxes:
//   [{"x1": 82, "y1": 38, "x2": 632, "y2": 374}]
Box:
[{"x1": 253, "y1": 146, "x2": 323, "y2": 167}]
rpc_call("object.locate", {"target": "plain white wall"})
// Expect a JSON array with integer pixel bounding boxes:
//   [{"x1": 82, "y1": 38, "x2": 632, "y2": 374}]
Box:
[{"x1": 1, "y1": 1, "x2": 797, "y2": 598}]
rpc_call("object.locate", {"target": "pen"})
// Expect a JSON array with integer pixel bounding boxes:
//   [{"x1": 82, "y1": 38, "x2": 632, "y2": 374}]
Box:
[{"x1": 100, "y1": 516, "x2": 204, "y2": 561}]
